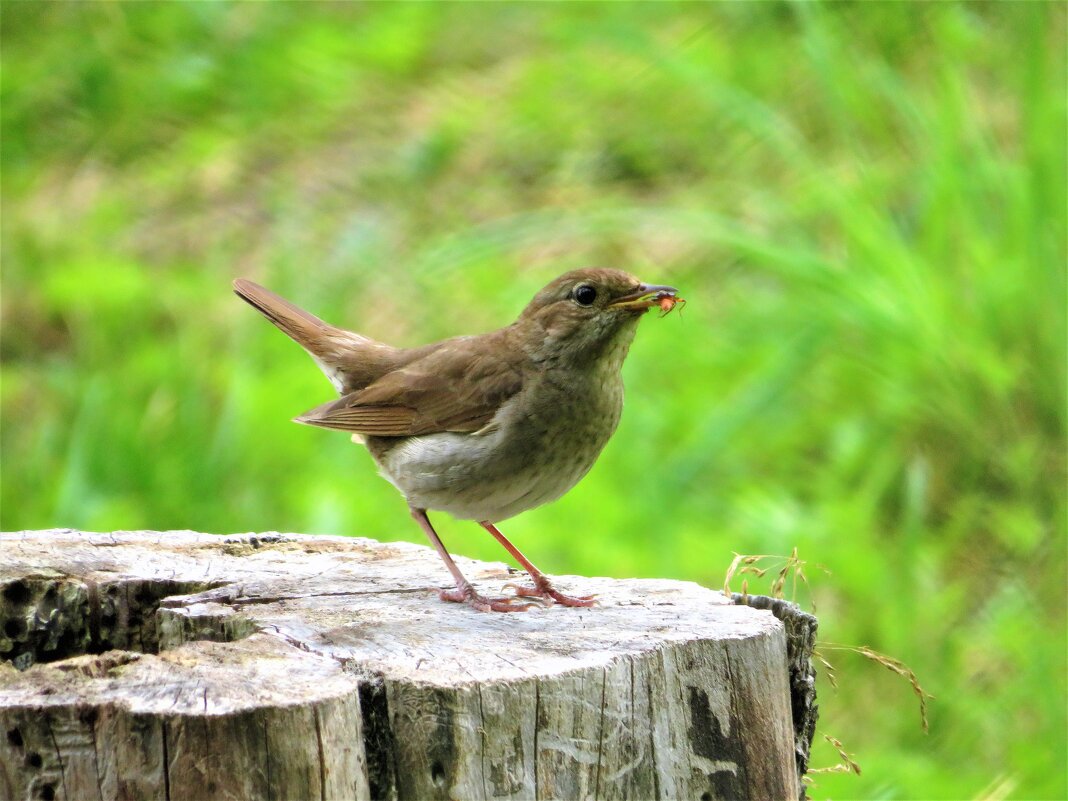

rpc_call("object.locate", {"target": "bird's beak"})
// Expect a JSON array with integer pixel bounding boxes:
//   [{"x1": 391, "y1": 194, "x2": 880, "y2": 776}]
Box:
[{"x1": 608, "y1": 283, "x2": 679, "y2": 311}]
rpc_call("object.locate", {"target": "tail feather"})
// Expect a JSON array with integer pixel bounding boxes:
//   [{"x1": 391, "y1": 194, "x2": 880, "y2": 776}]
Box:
[
  {"x1": 233, "y1": 278, "x2": 407, "y2": 396},
  {"x1": 232, "y1": 278, "x2": 338, "y2": 352}
]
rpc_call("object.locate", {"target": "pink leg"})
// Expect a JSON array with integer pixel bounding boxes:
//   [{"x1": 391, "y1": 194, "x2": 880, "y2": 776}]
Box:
[
  {"x1": 409, "y1": 507, "x2": 541, "y2": 612},
  {"x1": 480, "y1": 521, "x2": 596, "y2": 608}
]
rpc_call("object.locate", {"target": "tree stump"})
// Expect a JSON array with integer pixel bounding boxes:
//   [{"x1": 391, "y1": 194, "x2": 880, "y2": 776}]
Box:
[{"x1": 1, "y1": 529, "x2": 814, "y2": 801}]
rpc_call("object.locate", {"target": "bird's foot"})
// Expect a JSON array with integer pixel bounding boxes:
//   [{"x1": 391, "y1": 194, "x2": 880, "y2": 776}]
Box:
[
  {"x1": 439, "y1": 583, "x2": 546, "y2": 613},
  {"x1": 503, "y1": 577, "x2": 597, "y2": 608}
]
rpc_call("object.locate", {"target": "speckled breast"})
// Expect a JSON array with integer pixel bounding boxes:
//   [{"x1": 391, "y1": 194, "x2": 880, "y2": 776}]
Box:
[{"x1": 365, "y1": 368, "x2": 625, "y2": 522}]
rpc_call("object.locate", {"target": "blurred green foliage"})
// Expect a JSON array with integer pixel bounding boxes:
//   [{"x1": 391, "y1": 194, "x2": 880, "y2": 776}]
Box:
[{"x1": 2, "y1": 2, "x2": 1064, "y2": 798}]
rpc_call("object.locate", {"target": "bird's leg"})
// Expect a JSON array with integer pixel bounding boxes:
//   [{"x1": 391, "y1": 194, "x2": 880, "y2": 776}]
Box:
[
  {"x1": 479, "y1": 521, "x2": 596, "y2": 607},
  {"x1": 409, "y1": 507, "x2": 542, "y2": 612}
]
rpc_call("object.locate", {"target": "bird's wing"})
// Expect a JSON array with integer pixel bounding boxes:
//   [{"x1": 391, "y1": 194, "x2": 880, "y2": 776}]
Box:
[{"x1": 294, "y1": 334, "x2": 524, "y2": 436}]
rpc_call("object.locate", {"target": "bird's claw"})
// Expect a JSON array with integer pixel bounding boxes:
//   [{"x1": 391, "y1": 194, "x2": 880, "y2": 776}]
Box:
[
  {"x1": 436, "y1": 574, "x2": 595, "y2": 612},
  {"x1": 504, "y1": 578, "x2": 597, "y2": 608},
  {"x1": 500, "y1": 582, "x2": 555, "y2": 605},
  {"x1": 439, "y1": 585, "x2": 543, "y2": 613}
]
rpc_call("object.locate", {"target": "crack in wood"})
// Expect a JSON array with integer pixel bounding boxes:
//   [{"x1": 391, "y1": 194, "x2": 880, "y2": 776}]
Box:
[
  {"x1": 594, "y1": 665, "x2": 607, "y2": 800},
  {"x1": 263, "y1": 717, "x2": 273, "y2": 801},
  {"x1": 313, "y1": 707, "x2": 327, "y2": 801},
  {"x1": 534, "y1": 680, "x2": 541, "y2": 801},
  {"x1": 219, "y1": 586, "x2": 435, "y2": 611},
  {"x1": 85, "y1": 579, "x2": 101, "y2": 654},
  {"x1": 84, "y1": 708, "x2": 105, "y2": 801},
  {"x1": 358, "y1": 680, "x2": 397, "y2": 801},
  {"x1": 646, "y1": 658, "x2": 661, "y2": 801},
  {"x1": 161, "y1": 720, "x2": 172, "y2": 801},
  {"x1": 44, "y1": 714, "x2": 68, "y2": 801},
  {"x1": 476, "y1": 683, "x2": 487, "y2": 801}
]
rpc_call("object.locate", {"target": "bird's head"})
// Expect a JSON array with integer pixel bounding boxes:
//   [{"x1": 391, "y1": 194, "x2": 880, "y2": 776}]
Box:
[{"x1": 517, "y1": 268, "x2": 678, "y2": 367}]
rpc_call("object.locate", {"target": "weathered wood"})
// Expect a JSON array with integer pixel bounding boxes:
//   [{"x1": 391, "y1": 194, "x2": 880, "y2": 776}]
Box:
[
  {"x1": 732, "y1": 593, "x2": 819, "y2": 786},
  {"x1": 1, "y1": 529, "x2": 812, "y2": 801}
]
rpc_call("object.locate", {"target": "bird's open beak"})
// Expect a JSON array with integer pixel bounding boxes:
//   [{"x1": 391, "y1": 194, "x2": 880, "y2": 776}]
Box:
[{"x1": 608, "y1": 283, "x2": 679, "y2": 311}]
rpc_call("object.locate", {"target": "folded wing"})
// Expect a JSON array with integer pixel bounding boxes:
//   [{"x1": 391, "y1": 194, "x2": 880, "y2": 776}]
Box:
[{"x1": 294, "y1": 333, "x2": 524, "y2": 437}]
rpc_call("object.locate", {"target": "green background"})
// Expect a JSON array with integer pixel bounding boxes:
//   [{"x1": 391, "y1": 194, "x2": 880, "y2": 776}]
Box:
[{"x1": 2, "y1": 3, "x2": 1064, "y2": 798}]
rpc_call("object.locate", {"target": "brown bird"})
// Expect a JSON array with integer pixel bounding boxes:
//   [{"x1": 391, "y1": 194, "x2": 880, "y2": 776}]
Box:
[{"x1": 233, "y1": 269, "x2": 680, "y2": 612}]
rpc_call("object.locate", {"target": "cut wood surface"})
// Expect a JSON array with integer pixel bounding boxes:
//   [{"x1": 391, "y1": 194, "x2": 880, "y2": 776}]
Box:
[{"x1": 1, "y1": 529, "x2": 812, "y2": 801}]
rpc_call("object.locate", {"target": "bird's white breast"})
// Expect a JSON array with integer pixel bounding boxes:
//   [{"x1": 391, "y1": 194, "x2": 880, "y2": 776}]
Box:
[{"x1": 366, "y1": 365, "x2": 625, "y2": 522}]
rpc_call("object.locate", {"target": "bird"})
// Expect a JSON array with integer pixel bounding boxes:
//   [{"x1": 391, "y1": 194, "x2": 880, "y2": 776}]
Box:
[{"x1": 233, "y1": 268, "x2": 681, "y2": 612}]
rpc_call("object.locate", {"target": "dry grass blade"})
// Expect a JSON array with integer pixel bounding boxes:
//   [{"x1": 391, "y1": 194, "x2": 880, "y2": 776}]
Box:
[
  {"x1": 772, "y1": 563, "x2": 789, "y2": 597},
  {"x1": 721, "y1": 548, "x2": 828, "y2": 605},
  {"x1": 722, "y1": 552, "x2": 748, "y2": 596},
  {"x1": 813, "y1": 648, "x2": 839, "y2": 689},
  {"x1": 821, "y1": 643, "x2": 934, "y2": 733},
  {"x1": 807, "y1": 763, "x2": 854, "y2": 776},
  {"x1": 808, "y1": 734, "x2": 862, "y2": 776}
]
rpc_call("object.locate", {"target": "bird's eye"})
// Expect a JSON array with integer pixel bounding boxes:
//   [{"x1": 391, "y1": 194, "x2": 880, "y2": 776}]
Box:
[{"x1": 574, "y1": 285, "x2": 597, "y2": 306}]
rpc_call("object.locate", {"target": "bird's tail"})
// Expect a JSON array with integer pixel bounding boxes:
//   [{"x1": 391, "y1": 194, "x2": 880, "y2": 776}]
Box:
[
  {"x1": 232, "y1": 278, "x2": 343, "y2": 353},
  {"x1": 233, "y1": 278, "x2": 403, "y2": 395}
]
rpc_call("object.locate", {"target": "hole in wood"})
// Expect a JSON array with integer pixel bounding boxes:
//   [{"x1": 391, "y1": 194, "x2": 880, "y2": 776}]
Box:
[
  {"x1": 39, "y1": 783, "x2": 55, "y2": 801},
  {"x1": 27, "y1": 752, "x2": 43, "y2": 769},
  {"x1": 0, "y1": 578, "x2": 225, "y2": 671},
  {"x1": 3, "y1": 580, "x2": 31, "y2": 605},
  {"x1": 5, "y1": 618, "x2": 26, "y2": 638},
  {"x1": 6, "y1": 728, "x2": 23, "y2": 748},
  {"x1": 431, "y1": 760, "x2": 447, "y2": 788}
]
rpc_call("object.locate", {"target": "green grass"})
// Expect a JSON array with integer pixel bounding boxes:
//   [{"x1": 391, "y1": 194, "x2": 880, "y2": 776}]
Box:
[{"x1": 2, "y1": 3, "x2": 1065, "y2": 798}]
